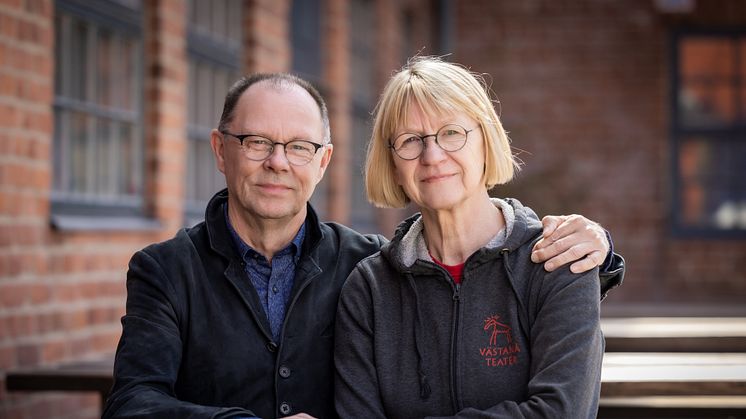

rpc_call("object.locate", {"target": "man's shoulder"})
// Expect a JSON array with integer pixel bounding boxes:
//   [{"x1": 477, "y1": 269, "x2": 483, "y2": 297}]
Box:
[
  {"x1": 138, "y1": 222, "x2": 207, "y2": 260},
  {"x1": 318, "y1": 221, "x2": 387, "y2": 253}
]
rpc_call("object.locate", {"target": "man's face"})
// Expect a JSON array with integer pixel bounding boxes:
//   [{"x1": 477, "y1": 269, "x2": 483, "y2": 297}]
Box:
[{"x1": 211, "y1": 82, "x2": 332, "y2": 224}]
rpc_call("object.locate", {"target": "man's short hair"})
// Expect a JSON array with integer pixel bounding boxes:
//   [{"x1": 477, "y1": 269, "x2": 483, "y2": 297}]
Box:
[
  {"x1": 218, "y1": 73, "x2": 331, "y2": 144},
  {"x1": 365, "y1": 56, "x2": 520, "y2": 208}
]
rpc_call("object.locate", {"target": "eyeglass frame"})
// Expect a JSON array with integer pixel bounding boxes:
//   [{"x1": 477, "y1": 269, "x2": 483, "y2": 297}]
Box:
[
  {"x1": 388, "y1": 123, "x2": 476, "y2": 161},
  {"x1": 220, "y1": 131, "x2": 327, "y2": 166}
]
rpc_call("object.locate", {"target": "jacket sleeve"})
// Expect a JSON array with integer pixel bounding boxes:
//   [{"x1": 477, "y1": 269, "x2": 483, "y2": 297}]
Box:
[
  {"x1": 599, "y1": 253, "x2": 625, "y2": 301},
  {"x1": 334, "y1": 266, "x2": 388, "y2": 419},
  {"x1": 428, "y1": 267, "x2": 604, "y2": 419},
  {"x1": 102, "y1": 250, "x2": 256, "y2": 419}
]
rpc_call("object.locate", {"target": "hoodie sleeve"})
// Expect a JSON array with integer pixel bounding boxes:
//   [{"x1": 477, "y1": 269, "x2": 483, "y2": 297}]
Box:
[
  {"x1": 102, "y1": 250, "x2": 256, "y2": 419},
  {"x1": 334, "y1": 265, "x2": 388, "y2": 419},
  {"x1": 427, "y1": 266, "x2": 604, "y2": 419}
]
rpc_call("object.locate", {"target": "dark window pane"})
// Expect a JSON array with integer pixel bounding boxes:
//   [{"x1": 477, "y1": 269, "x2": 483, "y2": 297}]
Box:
[
  {"x1": 53, "y1": 6, "x2": 143, "y2": 211},
  {"x1": 348, "y1": 0, "x2": 376, "y2": 233},
  {"x1": 681, "y1": 38, "x2": 733, "y2": 79},
  {"x1": 291, "y1": 0, "x2": 322, "y2": 80},
  {"x1": 70, "y1": 111, "x2": 88, "y2": 195},
  {"x1": 673, "y1": 33, "x2": 746, "y2": 234},
  {"x1": 185, "y1": 0, "x2": 239, "y2": 220},
  {"x1": 679, "y1": 81, "x2": 735, "y2": 126},
  {"x1": 95, "y1": 118, "x2": 111, "y2": 195},
  {"x1": 70, "y1": 20, "x2": 88, "y2": 102},
  {"x1": 678, "y1": 137, "x2": 746, "y2": 230},
  {"x1": 678, "y1": 37, "x2": 737, "y2": 127}
]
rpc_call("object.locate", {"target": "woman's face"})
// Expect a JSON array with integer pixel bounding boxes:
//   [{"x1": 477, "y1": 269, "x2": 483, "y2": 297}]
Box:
[{"x1": 392, "y1": 102, "x2": 486, "y2": 212}]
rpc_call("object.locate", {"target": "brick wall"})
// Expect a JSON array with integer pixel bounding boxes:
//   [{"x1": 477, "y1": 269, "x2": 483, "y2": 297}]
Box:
[
  {"x1": 455, "y1": 0, "x2": 746, "y2": 307},
  {"x1": 0, "y1": 0, "x2": 187, "y2": 417},
  {"x1": 244, "y1": 0, "x2": 290, "y2": 73}
]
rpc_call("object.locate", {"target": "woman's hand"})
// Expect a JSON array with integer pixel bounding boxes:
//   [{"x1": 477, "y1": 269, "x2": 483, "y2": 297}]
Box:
[{"x1": 531, "y1": 214, "x2": 609, "y2": 273}]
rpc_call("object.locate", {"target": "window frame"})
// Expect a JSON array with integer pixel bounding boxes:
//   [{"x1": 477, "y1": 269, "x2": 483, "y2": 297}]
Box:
[
  {"x1": 183, "y1": 0, "x2": 242, "y2": 225},
  {"x1": 51, "y1": 0, "x2": 147, "y2": 228},
  {"x1": 670, "y1": 28, "x2": 746, "y2": 238}
]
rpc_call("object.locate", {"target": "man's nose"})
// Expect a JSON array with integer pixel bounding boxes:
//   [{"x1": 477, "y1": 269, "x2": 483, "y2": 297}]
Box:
[{"x1": 264, "y1": 144, "x2": 291, "y2": 169}]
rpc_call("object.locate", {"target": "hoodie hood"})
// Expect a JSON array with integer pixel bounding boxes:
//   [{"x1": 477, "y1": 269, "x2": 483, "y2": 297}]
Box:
[{"x1": 381, "y1": 197, "x2": 544, "y2": 273}]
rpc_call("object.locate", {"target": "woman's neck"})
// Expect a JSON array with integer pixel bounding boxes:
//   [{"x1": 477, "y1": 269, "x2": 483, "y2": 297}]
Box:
[{"x1": 420, "y1": 193, "x2": 505, "y2": 265}]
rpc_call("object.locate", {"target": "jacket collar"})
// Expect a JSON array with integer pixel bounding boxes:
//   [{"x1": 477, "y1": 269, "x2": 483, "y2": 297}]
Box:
[{"x1": 204, "y1": 188, "x2": 324, "y2": 263}]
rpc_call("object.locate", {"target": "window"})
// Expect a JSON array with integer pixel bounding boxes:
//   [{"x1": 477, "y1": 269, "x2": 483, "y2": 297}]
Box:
[
  {"x1": 349, "y1": 0, "x2": 377, "y2": 233},
  {"x1": 291, "y1": 0, "x2": 322, "y2": 85},
  {"x1": 52, "y1": 0, "x2": 144, "y2": 218},
  {"x1": 291, "y1": 0, "x2": 328, "y2": 217},
  {"x1": 184, "y1": 0, "x2": 242, "y2": 224},
  {"x1": 672, "y1": 31, "x2": 746, "y2": 235}
]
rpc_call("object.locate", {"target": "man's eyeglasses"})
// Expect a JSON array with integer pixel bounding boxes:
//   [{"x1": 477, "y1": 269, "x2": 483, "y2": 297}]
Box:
[
  {"x1": 389, "y1": 124, "x2": 474, "y2": 160},
  {"x1": 221, "y1": 132, "x2": 326, "y2": 166}
]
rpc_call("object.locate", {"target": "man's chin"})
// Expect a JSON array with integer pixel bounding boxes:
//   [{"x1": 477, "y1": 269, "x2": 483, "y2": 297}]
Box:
[{"x1": 252, "y1": 204, "x2": 304, "y2": 221}]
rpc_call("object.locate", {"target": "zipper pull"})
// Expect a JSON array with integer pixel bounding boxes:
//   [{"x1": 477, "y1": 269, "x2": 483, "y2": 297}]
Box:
[{"x1": 452, "y1": 284, "x2": 460, "y2": 301}]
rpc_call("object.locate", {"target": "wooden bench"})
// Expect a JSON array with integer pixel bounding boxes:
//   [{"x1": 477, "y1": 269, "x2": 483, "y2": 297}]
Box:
[
  {"x1": 5, "y1": 357, "x2": 114, "y2": 405},
  {"x1": 598, "y1": 352, "x2": 746, "y2": 418},
  {"x1": 601, "y1": 317, "x2": 746, "y2": 352},
  {"x1": 6, "y1": 352, "x2": 746, "y2": 416}
]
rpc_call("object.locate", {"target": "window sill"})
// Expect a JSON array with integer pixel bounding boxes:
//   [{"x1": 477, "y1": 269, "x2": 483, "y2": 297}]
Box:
[{"x1": 51, "y1": 213, "x2": 162, "y2": 232}]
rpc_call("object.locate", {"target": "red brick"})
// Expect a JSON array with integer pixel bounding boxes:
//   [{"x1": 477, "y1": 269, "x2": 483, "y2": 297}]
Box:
[
  {"x1": 0, "y1": 345, "x2": 15, "y2": 370},
  {"x1": 16, "y1": 343, "x2": 40, "y2": 366},
  {"x1": 41, "y1": 338, "x2": 67, "y2": 363},
  {"x1": 0, "y1": 13, "x2": 18, "y2": 38},
  {"x1": 0, "y1": 281, "x2": 50, "y2": 308}
]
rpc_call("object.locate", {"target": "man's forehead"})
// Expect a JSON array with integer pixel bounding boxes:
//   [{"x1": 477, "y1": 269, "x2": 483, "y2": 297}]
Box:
[{"x1": 233, "y1": 82, "x2": 324, "y2": 136}]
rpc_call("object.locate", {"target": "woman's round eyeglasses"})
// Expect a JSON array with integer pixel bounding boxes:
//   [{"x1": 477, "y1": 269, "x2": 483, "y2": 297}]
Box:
[{"x1": 389, "y1": 124, "x2": 474, "y2": 160}]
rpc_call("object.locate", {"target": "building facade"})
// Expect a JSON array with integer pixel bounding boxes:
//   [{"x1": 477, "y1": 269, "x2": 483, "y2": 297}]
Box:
[{"x1": 0, "y1": 0, "x2": 744, "y2": 417}]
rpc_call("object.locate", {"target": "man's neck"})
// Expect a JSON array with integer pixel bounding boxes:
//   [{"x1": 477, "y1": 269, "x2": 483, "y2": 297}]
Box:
[{"x1": 226, "y1": 201, "x2": 307, "y2": 262}]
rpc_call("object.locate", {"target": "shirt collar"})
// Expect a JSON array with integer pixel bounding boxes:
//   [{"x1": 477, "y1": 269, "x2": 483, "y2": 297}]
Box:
[{"x1": 224, "y1": 202, "x2": 305, "y2": 263}]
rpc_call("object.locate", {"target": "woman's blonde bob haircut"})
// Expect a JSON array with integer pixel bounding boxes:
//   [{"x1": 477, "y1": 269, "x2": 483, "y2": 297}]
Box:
[{"x1": 365, "y1": 56, "x2": 520, "y2": 208}]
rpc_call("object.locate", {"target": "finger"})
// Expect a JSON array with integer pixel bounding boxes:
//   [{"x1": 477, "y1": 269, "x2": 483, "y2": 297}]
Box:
[
  {"x1": 534, "y1": 215, "x2": 569, "y2": 253},
  {"x1": 542, "y1": 241, "x2": 597, "y2": 272},
  {"x1": 544, "y1": 214, "x2": 586, "y2": 244},
  {"x1": 569, "y1": 250, "x2": 605, "y2": 273},
  {"x1": 541, "y1": 215, "x2": 566, "y2": 239},
  {"x1": 533, "y1": 232, "x2": 577, "y2": 264},
  {"x1": 532, "y1": 236, "x2": 549, "y2": 256}
]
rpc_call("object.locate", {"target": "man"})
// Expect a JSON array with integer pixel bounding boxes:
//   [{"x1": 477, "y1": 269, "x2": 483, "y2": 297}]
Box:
[{"x1": 103, "y1": 73, "x2": 623, "y2": 419}]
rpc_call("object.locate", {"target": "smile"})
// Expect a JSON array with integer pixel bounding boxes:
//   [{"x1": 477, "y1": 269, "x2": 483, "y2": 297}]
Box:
[
  {"x1": 421, "y1": 173, "x2": 455, "y2": 183},
  {"x1": 257, "y1": 183, "x2": 292, "y2": 192}
]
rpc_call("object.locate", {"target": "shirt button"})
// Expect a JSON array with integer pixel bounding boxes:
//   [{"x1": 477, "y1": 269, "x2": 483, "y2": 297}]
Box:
[
  {"x1": 279, "y1": 402, "x2": 292, "y2": 415},
  {"x1": 272, "y1": 286, "x2": 279, "y2": 294},
  {"x1": 266, "y1": 342, "x2": 278, "y2": 353},
  {"x1": 279, "y1": 365, "x2": 291, "y2": 378}
]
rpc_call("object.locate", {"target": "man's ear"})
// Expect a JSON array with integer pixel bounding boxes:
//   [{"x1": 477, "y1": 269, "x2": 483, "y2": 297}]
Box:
[
  {"x1": 316, "y1": 143, "x2": 334, "y2": 182},
  {"x1": 210, "y1": 129, "x2": 226, "y2": 174}
]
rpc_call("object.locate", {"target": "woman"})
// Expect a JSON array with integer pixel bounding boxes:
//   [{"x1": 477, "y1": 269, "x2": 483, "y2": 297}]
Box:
[{"x1": 334, "y1": 56, "x2": 603, "y2": 418}]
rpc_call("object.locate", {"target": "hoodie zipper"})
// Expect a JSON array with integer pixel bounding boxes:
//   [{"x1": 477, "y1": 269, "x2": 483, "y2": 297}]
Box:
[{"x1": 449, "y1": 282, "x2": 461, "y2": 413}]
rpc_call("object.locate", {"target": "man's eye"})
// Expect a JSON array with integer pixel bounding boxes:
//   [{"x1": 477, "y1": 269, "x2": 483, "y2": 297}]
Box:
[
  {"x1": 246, "y1": 138, "x2": 271, "y2": 147},
  {"x1": 289, "y1": 143, "x2": 312, "y2": 152}
]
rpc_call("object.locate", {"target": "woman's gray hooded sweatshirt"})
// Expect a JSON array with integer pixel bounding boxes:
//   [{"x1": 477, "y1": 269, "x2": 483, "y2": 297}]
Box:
[{"x1": 334, "y1": 198, "x2": 604, "y2": 419}]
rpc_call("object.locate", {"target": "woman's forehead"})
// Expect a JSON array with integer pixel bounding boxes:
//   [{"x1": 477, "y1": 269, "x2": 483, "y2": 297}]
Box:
[{"x1": 398, "y1": 99, "x2": 470, "y2": 130}]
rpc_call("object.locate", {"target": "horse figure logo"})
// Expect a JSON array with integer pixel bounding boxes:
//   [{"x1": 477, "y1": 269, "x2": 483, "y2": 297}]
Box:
[{"x1": 484, "y1": 315, "x2": 512, "y2": 346}]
